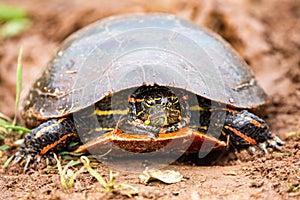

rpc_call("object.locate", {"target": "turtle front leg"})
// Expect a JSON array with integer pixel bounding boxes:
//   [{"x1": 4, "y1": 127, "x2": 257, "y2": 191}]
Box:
[
  {"x1": 223, "y1": 110, "x2": 284, "y2": 152},
  {"x1": 14, "y1": 117, "x2": 77, "y2": 171}
]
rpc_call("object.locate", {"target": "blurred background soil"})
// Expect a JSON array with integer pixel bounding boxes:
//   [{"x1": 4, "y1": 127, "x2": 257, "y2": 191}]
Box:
[{"x1": 0, "y1": 0, "x2": 299, "y2": 199}]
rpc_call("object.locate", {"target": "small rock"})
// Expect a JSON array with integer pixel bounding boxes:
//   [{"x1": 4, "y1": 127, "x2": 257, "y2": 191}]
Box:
[
  {"x1": 249, "y1": 180, "x2": 264, "y2": 188},
  {"x1": 223, "y1": 171, "x2": 237, "y2": 176}
]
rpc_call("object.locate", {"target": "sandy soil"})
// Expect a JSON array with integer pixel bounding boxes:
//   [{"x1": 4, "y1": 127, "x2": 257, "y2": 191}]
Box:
[{"x1": 0, "y1": 0, "x2": 299, "y2": 199}]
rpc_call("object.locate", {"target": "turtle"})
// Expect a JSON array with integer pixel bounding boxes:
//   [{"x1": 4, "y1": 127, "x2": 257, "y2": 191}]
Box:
[{"x1": 14, "y1": 14, "x2": 283, "y2": 170}]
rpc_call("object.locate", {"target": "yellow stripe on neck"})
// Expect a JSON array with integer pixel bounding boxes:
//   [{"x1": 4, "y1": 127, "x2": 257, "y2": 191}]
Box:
[
  {"x1": 94, "y1": 109, "x2": 127, "y2": 115},
  {"x1": 189, "y1": 105, "x2": 205, "y2": 111}
]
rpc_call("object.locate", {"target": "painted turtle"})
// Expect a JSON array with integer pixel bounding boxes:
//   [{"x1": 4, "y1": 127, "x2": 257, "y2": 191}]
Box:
[{"x1": 15, "y1": 14, "x2": 283, "y2": 170}]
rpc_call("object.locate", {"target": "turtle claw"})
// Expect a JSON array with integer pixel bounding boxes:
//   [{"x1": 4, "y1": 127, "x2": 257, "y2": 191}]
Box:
[
  {"x1": 12, "y1": 151, "x2": 23, "y2": 166},
  {"x1": 267, "y1": 135, "x2": 284, "y2": 150},
  {"x1": 13, "y1": 147, "x2": 58, "y2": 172},
  {"x1": 257, "y1": 142, "x2": 268, "y2": 154},
  {"x1": 13, "y1": 147, "x2": 28, "y2": 165},
  {"x1": 246, "y1": 142, "x2": 272, "y2": 155},
  {"x1": 44, "y1": 152, "x2": 56, "y2": 165},
  {"x1": 246, "y1": 146, "x2": 257, "y2": 155},
  {"x1": 23, "y1": 155, "x2": 33, "y2": 172},
  {"x1": 12, "y1": 155, "x2": 34, "y2": 173},
  {"x1": 245, "y1": 134, "x2": 284, "y2": 155},
  {"x1": 12, "y1": 146, "x2": 37, "y2": 172}
]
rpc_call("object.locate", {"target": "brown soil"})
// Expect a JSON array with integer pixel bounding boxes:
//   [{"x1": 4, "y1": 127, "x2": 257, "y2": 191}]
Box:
[{"x1": 0, "y1": 0, "x2": 299, "y2": 199}]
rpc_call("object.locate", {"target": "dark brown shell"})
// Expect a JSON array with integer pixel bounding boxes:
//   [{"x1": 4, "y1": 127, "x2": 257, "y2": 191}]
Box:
[{"x1": 23, "y1": 13, "x2": 267, "y2": 126}]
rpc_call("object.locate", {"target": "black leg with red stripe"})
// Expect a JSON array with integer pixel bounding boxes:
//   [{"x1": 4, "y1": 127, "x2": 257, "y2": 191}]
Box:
[
  {"x1": 197, "y1": 107, "x2": 284, "y2": 152},
  {"x1": 14, "y1": 117, "x2": 78, "y2": 170},
  {"x1": 223, "y1": 110, "x2": 283, "y2": 152}
]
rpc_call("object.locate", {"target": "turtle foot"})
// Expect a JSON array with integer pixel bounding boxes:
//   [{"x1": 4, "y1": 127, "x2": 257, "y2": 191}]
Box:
[{"x1": 246, "y1": 133, "x2": 284, "y2": 154}]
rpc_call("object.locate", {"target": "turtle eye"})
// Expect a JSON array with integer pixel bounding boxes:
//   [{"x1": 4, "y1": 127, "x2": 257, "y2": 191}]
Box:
[{"x1": 168, "y1": 96, "x2": 178, "y2": 105}]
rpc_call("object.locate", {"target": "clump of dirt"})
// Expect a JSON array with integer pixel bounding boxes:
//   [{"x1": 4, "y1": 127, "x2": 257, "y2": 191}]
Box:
[{"x1": 0, "y1": 0, "x2": 299, "y2": 199}]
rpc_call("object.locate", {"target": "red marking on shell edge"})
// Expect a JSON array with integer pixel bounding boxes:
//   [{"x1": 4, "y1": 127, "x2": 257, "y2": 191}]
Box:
[
  {"x1": 74, "y1": 127, "x2": 227, "y2": 154},
  {"x1": 113, "y1": 129, "x2": 122, "y2": 135},
  {"x1": 181, "y1": 95, "x2": 189, "y2": 101},
  {"x1": 128, "y1": 96, "x2": 136, "y2": 103}
]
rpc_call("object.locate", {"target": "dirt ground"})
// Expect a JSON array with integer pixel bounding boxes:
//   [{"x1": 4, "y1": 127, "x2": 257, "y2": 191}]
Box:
[{"x1": 0, "y1": 0, "x2": 299, "y2": 199}]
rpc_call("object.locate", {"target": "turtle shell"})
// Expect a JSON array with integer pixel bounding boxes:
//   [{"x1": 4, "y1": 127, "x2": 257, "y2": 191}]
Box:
[{"x1": 23, "y1": 13, "x2": 267, "y2": 127}]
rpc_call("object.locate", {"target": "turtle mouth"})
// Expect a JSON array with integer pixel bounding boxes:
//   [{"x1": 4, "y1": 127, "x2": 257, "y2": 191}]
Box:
[
  {"x1": 150, "y1": 112, "x2": 166, "y2": 120},
  {"x1": 147, "y1": 109, "x2": 181, "y2": 127},
  {"x1": 147, "y1": 111, "x2": 168, "y2": 126}
]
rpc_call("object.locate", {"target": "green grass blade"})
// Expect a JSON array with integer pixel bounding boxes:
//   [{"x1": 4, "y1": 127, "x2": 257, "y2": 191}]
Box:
[
  {"x1": 0, "y1": 144, "x2": 11, "y2": 151},
  {"x1": 12, "y1": 47, "x2": 23, "y2": 126},
  {"x1": 0, "y1": 3, "x2": 27, "y2": 21},
  {"x1": 116, "y1": 183, "x2": 139, "y2": 197},
  {"x1": 109, "y1": 170, "x2": 116, "y2": 188},
  {"x1": 54, "y1": 154, "x2": 68, "y2": 190},
  {"x1": 4, "y1": 124, "x2": 31, "y2": 133},
  {"x1": 3, "y1": 155, "x2": 14, "y2": 168},
  {"x1": 0, "y1": 18, "x2": 31, "y2": 39},
  {"x1": 58, "y1": 151, "x2": 86, "y2": 157},
  {"x1": 81, "y1": 156, "x2": 109, "y2": 191},
  {"x1": 292, "y1": 182, "x2": 300, "y2": 192},
  {"x1": 0, "y1": 128, "x2": 8, "y2": 135},
  {"x1": 67, "y1": 164, "x2": 85, "y2": 190},
  {"x1": 0, "y1": 118, "x2": 11, "y2": 126},
  {"x1": 0, "y1": 113, "x2": 12, "y2": 122},
  {"x1": 68, "y1": 160, "x2": 83, "y2": 167}
]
